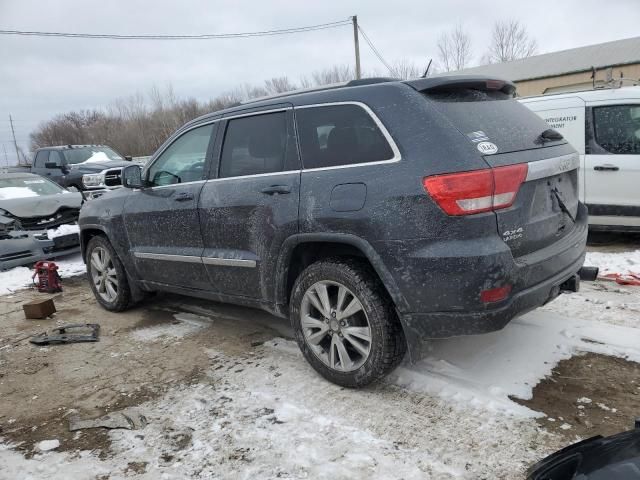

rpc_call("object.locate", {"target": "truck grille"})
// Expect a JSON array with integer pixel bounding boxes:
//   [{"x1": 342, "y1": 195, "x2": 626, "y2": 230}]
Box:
[{"x1": 104, "y1": 168, "x2": 122, "y2": 187}]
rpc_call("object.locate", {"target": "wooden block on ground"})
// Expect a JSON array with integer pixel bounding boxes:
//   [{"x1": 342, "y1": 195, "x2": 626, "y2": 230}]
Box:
[{"x1": 23, "y1": 298, "x2": 56, "y2": 319}]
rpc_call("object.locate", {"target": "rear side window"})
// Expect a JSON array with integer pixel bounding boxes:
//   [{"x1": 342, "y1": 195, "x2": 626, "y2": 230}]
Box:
[
  {"x1": 219, "y1": 112, "x2": 292, "y2": 178},
  {"x1": 295, "y1": 104, "x2": 394, "y2": 169},
  {"x1": 593, "y1": 105, "x2": 640, "y2": 155},
  {"x1": 34, "y1": 150, "x2": 49, "y2": 168}
]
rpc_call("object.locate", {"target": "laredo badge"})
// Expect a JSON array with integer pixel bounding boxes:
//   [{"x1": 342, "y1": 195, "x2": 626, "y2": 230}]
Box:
[{"x1": 477, "y1": 141, "x2": 498, "y2": 155}]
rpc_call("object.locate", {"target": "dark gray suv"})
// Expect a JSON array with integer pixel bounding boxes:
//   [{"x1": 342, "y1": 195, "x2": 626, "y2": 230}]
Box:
[{"x1": 79, "y1": 76, "x2": 588, "y2": 387}]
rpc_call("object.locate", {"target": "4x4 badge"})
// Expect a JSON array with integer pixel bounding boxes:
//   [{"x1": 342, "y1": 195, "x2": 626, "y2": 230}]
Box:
[{"x1": 477, "y1": 142, "x2": 498, "y2": 155}]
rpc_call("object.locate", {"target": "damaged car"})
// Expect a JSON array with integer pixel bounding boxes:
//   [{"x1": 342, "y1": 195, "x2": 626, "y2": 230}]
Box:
[{"x1": 0, "y1": 173, "x2": 82, "y2": 270}]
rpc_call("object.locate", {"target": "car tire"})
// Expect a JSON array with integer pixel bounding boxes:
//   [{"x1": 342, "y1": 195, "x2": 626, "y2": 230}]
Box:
[
  {"x1": 290, "y1": 258, "x2": 406, "y2": 387},
  {"x1": 85, "y1": 235, "x2": 132, "y2": 311}
]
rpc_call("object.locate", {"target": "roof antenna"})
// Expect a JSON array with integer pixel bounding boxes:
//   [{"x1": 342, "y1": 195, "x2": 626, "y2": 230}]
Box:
[
  {"x1": 421, "y1": 58, "x2": 433, "y2": 78},
  {"x1": 591, "y1": 66, "x2": 596, "y2": 89}
]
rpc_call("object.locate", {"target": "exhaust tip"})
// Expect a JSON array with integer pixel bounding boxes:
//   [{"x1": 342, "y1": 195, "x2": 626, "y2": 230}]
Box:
[{"x1": 578, "y1": 266, "x2": 599, "y2": 282}]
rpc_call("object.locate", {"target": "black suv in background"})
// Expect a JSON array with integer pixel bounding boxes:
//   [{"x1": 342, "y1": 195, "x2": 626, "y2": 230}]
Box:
[
  {"x1": 79, "y1": 76, "x2": 588, "y2": 387},
  {"x1": 31, "y1": 145, "x2": 132, "y2": 195}
]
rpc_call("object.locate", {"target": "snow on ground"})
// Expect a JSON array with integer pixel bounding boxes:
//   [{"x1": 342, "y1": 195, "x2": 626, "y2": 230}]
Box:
[
  {"x1": 46, "y1": 224, "x2": 80, "y2": 239},
  {"x1": 390, "y1": 308, "x2": 640, "y2": 417},
  {"x1": 0, "y1": 253, "x2": 85, "y2": 294},
  {"x1": 586, "y1": 249, "x2": 640, "y2": 276}
]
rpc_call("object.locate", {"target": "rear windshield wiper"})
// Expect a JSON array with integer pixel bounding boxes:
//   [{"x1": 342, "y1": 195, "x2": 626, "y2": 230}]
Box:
[
  {"x1": 537, "y1": 128, "x2": 563, "y2": 143},
  {"x1": 552, "y1": 188, "x2": 575, "y2": 223}
]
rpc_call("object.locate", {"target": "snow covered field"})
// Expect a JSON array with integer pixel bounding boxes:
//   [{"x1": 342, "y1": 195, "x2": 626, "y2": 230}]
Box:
[{"x1": 0, "y1": 248, "x2": 639, "y2": 478}]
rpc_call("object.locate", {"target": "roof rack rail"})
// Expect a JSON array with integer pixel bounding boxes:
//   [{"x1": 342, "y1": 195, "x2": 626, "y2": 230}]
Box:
[{"x1": 345, "y1": 77, "x2": 399, "y2": 87}]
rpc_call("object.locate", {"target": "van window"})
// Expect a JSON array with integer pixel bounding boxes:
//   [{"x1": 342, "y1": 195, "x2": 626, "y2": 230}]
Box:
[
  {"x1": 34, "y1": 150, "x2": 49, "y2": 168},
  {"x1": 147, "y1": 124, "x2": 214, "y2": 186},
  {"x1": 295, "y1": 104, "x2": 394, "y2": 169},
  {"x1": 219, "y1": 112, "x2": 289, "y2": 178},
  {"x1": 593, "y1": 105, "x2": 640, "y2": 155}
]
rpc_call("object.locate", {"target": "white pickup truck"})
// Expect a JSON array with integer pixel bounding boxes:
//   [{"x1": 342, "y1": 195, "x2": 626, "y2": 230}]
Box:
[{"x1": 520, "y1": 86, "x2": 640, "y2": 232}]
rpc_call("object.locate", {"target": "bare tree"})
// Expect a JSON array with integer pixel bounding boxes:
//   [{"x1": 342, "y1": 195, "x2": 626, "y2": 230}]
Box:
[
  {"x1": 437, "y1": 24, "x2": 472, "y2": 72},
  {"x1": 392, "y1": 59, "x2": 423, "y2": 80},
  {"x1": 485, "y1": 19, "x2": 537, "y2": 63},
  {"x1": 263, "y1": 77, "x2": 296, "y2": 95}
]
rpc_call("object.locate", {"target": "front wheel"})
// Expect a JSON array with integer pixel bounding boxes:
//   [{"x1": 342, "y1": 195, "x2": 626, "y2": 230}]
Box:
[
  {"x1": 290, "y1": 258, "x2": 406, "y2": 387},
  {"x1": 86, "y1": 235, "x2": 132, "y2": 311}
]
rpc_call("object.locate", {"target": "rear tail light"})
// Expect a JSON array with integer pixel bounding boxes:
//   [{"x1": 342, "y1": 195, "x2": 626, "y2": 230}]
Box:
[
  {"x1": 480, "y1": 285, "x2": 512, "y2": 303},
  {"x1": 423, "y1": 164, "x2": 528, "y2": 216}
]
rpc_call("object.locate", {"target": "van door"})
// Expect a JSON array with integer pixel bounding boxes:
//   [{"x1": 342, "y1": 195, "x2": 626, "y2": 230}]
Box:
[
  {"x1": 584, "y1": 102, "x2": 640, "y2": 228},
  {"x1": 198, "y1": 107, "x2": 300, "y2": 302}
]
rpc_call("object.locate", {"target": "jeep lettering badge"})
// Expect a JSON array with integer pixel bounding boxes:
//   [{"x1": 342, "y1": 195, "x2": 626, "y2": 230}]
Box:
[{"x1": 477, "y1": 141, "x2": 498, "y2": 155}]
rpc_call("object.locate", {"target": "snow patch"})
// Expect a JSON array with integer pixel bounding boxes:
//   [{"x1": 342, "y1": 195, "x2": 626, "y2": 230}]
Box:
[
  {"x1": 36, "y1": 439, "x2": 60, "y2": 451},
  {"x1": 585, "y1": 250, "x2": 640, "y2": 276},
  {"x1": 46, "y1": 224, "x2": 80, "y2": 239},
  {"x1": 0, "y1": 187, "x2": 39, "y2": 200},
  {"x1": 0, "y1": 253, "x2": 85, "y2": 294}
]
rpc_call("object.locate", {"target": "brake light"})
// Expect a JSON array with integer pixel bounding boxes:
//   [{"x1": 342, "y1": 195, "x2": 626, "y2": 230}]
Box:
[
  {"x1": 423, "y1": 164, "x2": 528, "y2": 216},
  {"x1": 480, "y1": 285, "x2": 512, "y2": 303}
]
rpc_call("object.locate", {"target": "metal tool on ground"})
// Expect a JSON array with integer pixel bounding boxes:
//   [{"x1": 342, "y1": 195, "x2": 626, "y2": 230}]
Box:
[
  {"x1": 68, "y1": 409, "x2": 147, "y2": 432},
  {"x1": 32, "y1": 261, "x2": 63, "y2": 293},
  {"x1": 29, "y1": 323, "x2": 100, "y2": 345}
]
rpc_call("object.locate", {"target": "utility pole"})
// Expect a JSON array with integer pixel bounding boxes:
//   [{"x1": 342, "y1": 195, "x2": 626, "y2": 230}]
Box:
[
  {"x1": 352, "y1": 15, "x2": 361, "y2": 79},
  {"x1": 9, "y1": 114, "x2": 20, "y2": 166},
  {"x1": 2, "y1": 144, "x2": 8, "y2": 168}
]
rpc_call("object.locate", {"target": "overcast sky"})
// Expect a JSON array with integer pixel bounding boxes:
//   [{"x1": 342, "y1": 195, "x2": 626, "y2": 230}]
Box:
[{"x1": 1, "y1": 0, "x2": 639, "y2": 164}]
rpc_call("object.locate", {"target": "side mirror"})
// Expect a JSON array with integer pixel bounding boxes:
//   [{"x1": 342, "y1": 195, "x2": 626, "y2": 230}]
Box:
[
  {"x1": 45, "y1": 162, "x2": 63, "y2": 169},
  {"x1": 122, "y1": 164, "x2": 143, "y2": 189},
  {"x1": 124, "y1": 155, "x2": 133, "y2": 161}
]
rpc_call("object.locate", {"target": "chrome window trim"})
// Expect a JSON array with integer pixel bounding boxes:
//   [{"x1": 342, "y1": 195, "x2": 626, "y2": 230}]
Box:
[
  {"x1": 295, "y1": 101, "x2": 402, "y2": 172},
  {"x1": 133, "y1": 252, "x2": 202, "y2": 264},
  {"x1": 526, "y1": 153, "x2": 580, "y2": 181},
  {"x1": 149, "y1": 179, "x2": 208, "y2": 190},
  {"x1": 202, "y1": 257, "x2": 256, "y2": 268},
  {"x1": 205, "y1": 169, "x2": 300, "y2": 183},
  {"x1": 223, "y1": 107, "x2": 290, "y2": 121}
]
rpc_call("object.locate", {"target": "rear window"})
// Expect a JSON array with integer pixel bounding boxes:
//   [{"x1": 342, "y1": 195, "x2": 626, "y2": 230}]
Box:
[
  {"x1": 423, "y1": 88, "x2": 562, "y2": 154},
  {"x1": 295, "y1": 104, "x2": 394, "y2": 169}
]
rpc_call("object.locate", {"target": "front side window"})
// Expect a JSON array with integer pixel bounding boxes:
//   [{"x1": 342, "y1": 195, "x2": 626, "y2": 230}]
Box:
[
  {"x1": 295, "y1": 104, "x2": 394, "y2": 169},
  {"x1": 48, "y1": 150, "x2": 64, "y2": 166},
  {"x1": 593, "y1": 105, "x2": 640, "y2": 155},
  {"x1": 147, "y1": 124, "x2": 214, "y2": 187},
  {"x1": 219, "y1": 112, "x2": 289, "y2": 178}
]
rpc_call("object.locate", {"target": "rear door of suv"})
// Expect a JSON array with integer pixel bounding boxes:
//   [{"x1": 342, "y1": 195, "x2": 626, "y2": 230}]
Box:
[{"x1": 198, "y1": 105, "x2": 301, "y2": 301}]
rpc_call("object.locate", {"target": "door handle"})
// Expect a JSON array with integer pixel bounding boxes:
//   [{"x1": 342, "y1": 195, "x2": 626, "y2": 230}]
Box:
[
  {"x1": 260, "y1": 185, "x2": 292, "y2": 195},
  {"x1": 174, "y1": 192, "x2": 194, "y2": 202},
  {"x1": 594, "y1": 164, "x2": 619, "y2": 171}
]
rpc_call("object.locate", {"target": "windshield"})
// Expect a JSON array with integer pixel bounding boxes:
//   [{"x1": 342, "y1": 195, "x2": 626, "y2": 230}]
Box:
[
  {"x1": 0, "y1": 176, "x2": 66, "y2": 200},
  {"x1": 63, "y1": 146, "x2": 124, "y2": 164}
]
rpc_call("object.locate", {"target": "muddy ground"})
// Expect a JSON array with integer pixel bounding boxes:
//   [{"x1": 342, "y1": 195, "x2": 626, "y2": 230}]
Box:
[{"x1": 1, "y1": 271, "x2": 639, "y2": 477}]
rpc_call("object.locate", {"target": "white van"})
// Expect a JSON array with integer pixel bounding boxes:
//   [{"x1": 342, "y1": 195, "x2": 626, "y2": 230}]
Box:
[{"x1": 520, "y1": 86, "x2": 640, "y2": 231}]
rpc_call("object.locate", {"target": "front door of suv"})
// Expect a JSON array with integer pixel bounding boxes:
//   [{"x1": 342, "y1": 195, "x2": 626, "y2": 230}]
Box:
[
  {"x1": 123, "y1": 122, "x2": 218, "y2": 289},
  {"x1": 198, "y1": 107, "x2": 300, "y2": 302}
]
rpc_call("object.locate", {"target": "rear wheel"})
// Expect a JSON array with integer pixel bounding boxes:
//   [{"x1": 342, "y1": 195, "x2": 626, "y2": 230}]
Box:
[
  {"x1": 86, "y1": 235, "x2": 132, "y2": 311},
  {"x1": 290, "y1": 258, "x2": 406, "y2": 387}
]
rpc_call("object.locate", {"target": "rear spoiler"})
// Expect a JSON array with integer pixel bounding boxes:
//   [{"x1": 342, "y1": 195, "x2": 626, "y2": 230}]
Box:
[{"x1": 404, "y1": 75, "x2": 516, "y2": 96}]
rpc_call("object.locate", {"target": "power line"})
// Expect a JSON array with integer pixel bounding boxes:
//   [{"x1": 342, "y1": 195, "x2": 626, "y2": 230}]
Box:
[
  {"x1": 0, "y1": 19, "x2": 352, "y2": 40},
  {"x1": 357, "y1": 25, "x2": 397, "y2": 77}
]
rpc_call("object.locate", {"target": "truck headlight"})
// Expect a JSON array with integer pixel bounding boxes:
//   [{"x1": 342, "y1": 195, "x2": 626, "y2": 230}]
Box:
[{"x1": 82, "y1": 173, "x2": 105, "y2": 188}]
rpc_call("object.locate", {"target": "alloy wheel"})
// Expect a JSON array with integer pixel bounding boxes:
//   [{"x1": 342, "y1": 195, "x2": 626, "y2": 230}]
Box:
[
  {"x1": 89, "y1": 246, "x2": 119, "y2": 303},
  {"x1": 300, "y1": 280, "x2": 372, "y2": 372}
]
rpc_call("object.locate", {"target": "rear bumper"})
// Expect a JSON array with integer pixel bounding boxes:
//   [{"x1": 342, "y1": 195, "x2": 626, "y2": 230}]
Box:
[
  {"x1": 376, "y1": 203, "x2": 588, "y2": 360},
  {"x1": 0, "y1": 231, "x2": 80, "y2": 271}
]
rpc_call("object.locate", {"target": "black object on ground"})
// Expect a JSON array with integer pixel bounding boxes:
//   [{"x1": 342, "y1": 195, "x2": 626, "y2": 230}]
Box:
[
  {"x1": 528, "y1": 419, "x2": 640, "y2": 479},
  {"x1": 29, "y1": 323, "x2": 100, "y2": 345}
]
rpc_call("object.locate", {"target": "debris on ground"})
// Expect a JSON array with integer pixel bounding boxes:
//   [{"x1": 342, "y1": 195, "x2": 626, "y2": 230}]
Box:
[
  {"x1": 22, "y1": 298, "x2": 56, "y2": 319},
  {"x1": 29, "y1": 323, "x2": 100, "y2": 346},
  {"x1": 35, "y1": 439, "x2": 60, "y2": 452},
  {"x1": 68, "y1": 410, "x2": 147, "y2": 432}
]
